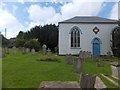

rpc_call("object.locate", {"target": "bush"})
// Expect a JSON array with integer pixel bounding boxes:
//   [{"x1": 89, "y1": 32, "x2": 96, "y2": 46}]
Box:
[
  {"x1": 15, "y1": 39, "x2": 26, "y2": 47},
  {"x1": 24, "y1": 39, "x2": 40, "y2": 51}
]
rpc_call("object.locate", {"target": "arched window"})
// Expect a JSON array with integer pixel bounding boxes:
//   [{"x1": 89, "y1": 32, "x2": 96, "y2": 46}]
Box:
[{"x1": 71, "y1": 26, "x2": 81, "y2": 48}]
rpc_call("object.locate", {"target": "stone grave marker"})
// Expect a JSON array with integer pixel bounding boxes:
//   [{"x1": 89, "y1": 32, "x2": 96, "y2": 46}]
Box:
[
  {"x1": 54, "y1": 47, "x2": 58, "y2": 55},
  {"x1": 79, "y1": 50, "x2": 84, "y2": 60},
  {"x1": 13, "y1": 46, "x2": 16, "y2": 55},
  {"x1": 107, "y1": 51, "x2": 111, "y2": 57},
  {"x1": 42, "y1": 44, "x2": 47, "y2": 55},
  {"x1": 97, "y1": 63, "x2": 104, "y2": 67},
  {"x1": 111, "y1": 62, "x2": 120, "y2": 80},
  {"x1": 46, "y1": 48, "x2": 51, "y2": 60},
  {"x1": 65, "y1": 54, "x2": 73, "y2": 64},
  {"x1": 5, "y1": 47, "x2": 9, "y2": 54},
  {"x1": 74, "y1": 57, "x2": 83, "y2": 73},
  {"x1": 31, "y1": 48, "x2": 35, "y2": 55},
  {"x1": 26, "y1": 48, "x2": 30, "y2": 53},
  {"x1": 22, "y1": 47, "x2": 26, "y2": 54},
  {"x1": 0, "y1": 47, "x2": 2, "y2": 58},
  {"x1": 80, "y1": 73, "x2": 96, "y2": 88}
]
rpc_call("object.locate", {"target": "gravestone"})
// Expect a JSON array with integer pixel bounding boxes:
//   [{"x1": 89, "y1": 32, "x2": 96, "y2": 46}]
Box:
[
  {"x1": 80, "y1": 73, "x2": 96, "y2": 88},
  {"x1": 65, "y1": 54, "x2": 73, "y2": 64},
  {"x1": 22, "y1": 47, "x2": 26, "y2": 54},
  {"x1": 111, "y1": 62, "x2": 120, "y2": 80},
  {"x1": 31, "y1": 48, "x2": 35, "y2": 55},
  {"x1": 88, "y1": 52, "x2": 92, "y2": 58},
  {"x1": 0, "y1": 47, "x2": 2, "y2": 58},
  {"x1": 42, "y1": 44, "x2": 47, "y2": 55},
  {"x1": 5, "y1": 47, "x2": 9, "y2": 54},
  {"x1": 79, "y1": 50, "x2": 84, "y2": 60},
  {"x1": 54, "y1": 47, "x2": 58, "y2": 55},
  {"x1": 86, "y1": 51, "x2": 89, "y2": 58},
  {"x1": 26, "y1": 48, "x2": 30, "y2": 53},
  {"x1": 97, "y1": 63, "x2": 104, "y2": 67},
  {"x1": 74, "y1": 57, "x2": 83, "y2": 73},
  {"x1": 107, "y1": 51, "x2": 111, "y2": 57},
  {"x1": 13, "y1": 46, "x2": 16, "y2": 55},
  {"x1": 46, "y1": 48, "x2": 51, "y2": 60}
]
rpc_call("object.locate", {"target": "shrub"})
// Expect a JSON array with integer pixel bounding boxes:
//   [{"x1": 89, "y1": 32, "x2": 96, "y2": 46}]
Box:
[{"x1": 24, "y1": 39, "x2": 40, "y2": 51}]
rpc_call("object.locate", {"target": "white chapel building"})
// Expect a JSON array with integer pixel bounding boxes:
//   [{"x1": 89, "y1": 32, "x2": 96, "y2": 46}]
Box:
[{"x1": 58, "y1": 16, "x2": 118, "y2": 56}]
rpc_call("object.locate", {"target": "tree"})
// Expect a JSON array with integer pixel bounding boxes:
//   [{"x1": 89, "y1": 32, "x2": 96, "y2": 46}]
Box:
[
  {"x1": 17, "y1": 31, "x2": 24, "y2": 39},
  {"x1": 24, "y1": 39, "x2": 40, "y2": 51}
]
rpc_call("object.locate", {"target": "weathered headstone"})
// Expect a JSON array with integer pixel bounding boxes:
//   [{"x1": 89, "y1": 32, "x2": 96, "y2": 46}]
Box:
[
  {"x1": 80, "y1": 73, "x2": 96, "y2": 88},
  {"x1": 26, "y1": 48, "x2": 30, "y2": 53},
  {"x1": 31, "y1": 48, "x2": 35, "y2": 55},
  {"x1": 65, "y1": 54, "x2": 73, "y2": 64},
  {"x1": 55, "y1": 47, "x2": 58, "y2": 55},
  {"x1": 46, "y1": 48, "x2": 51, "y2": 60},
  {"x1": 97, "y1": 63, "x2": 104, "y2": 67},
  {"x1": 111, "y1": 62, "x2": 120, "y2": 80},
  {"x1": 5, "y1": 47, "x2": 9, "y2": 54},
  {"x1": 74, "y1": 57, "x2": 83, "y2": 73},
  {"x1": 0, "y1": 47, "x2": 2, "y2": 58},
  {"x1": 22, "y1": 47, "x2": 26, "y2": 54},
  {"x1": 13, "y1": 46, "x2": 16, "y2": 55},
  {"x1": 79, "y1": 50, "x2": 84, "y2": 60},
  {"x1": 107, "y1": 51, "x2": 111, "y2": 57},
  {"x1": 42, "y1": 44, "x2": 47, "y2": 55}
]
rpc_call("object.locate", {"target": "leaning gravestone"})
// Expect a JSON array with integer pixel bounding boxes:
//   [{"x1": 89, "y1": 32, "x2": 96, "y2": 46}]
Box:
[
  {"x1": 42, "y1": 44, "x2": 47, "y2": 55},
  {"x1": 31, "y1": 48, "x2": 35, "y2": 55},
  {"x1": 13, "y1": 46, "x2": 16, "y2": 55},
  {"x1": 65, "y1": 54, "x2": 73, "y2": 64}
]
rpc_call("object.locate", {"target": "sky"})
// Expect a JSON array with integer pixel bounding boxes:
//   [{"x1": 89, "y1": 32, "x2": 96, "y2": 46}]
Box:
[{"x1": 0, "y1": 0, "x2": 119, "y2": 39}]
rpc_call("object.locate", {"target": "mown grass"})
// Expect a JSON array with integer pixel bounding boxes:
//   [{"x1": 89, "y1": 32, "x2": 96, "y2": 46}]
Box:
[
  {"x1": 2, "y1": 49, "x2": 79, "y2": 88},
  {"x1": 2, "y1": 48, "x2": 119, "y2": 88}
]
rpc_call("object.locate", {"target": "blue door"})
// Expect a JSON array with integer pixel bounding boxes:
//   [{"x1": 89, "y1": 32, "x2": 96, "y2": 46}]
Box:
[{"x1": 93, "y1": 38, "x2": 100, "y2": 56}]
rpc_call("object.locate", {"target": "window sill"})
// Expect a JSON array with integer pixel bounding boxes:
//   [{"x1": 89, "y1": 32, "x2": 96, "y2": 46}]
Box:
[{"x1": 71, "y1": 47, "x2": 81, "y2": 49}]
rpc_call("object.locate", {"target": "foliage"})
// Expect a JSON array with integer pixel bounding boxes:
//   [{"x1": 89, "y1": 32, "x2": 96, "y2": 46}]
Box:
[
  {"x1": 1, "y1": 34, "x2": 9, "y2": 47},
  {"x1": 22, "y1": 24, "x2": 58, "y2": 51},
  {"x1": 15, "y1": 38, "x2": 26, "y2": 47},
  {"x1": 24, "y1": 39, "x2": 40, "y2": 51},
  {"x1": 17, "y1": 31, "x2": 24, "y2": 39}
]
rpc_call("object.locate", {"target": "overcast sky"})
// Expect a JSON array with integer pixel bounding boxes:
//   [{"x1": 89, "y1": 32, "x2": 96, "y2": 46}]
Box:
[{"x1": 0, "y1": 0, "x2": 119, "y2": 39}]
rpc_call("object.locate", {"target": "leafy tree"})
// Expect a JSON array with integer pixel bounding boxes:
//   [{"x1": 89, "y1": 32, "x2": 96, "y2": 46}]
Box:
[
  {"x1": 24, "y1": 39, "x2": 40, "y2": 51},
  {"x1": 15, "y1": 39, "x2": 26, "y2": 47},
  {"x1": 17, "y1": 31, "x2": 24, "y2": 39}
]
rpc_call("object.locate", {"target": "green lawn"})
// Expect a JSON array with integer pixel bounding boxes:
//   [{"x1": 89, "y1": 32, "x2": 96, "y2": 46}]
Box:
[{"x1": 2, "y1": 48, "x2": 119, "y2": 88}]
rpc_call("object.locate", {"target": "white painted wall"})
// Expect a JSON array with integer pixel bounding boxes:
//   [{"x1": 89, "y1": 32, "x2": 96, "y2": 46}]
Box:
[{"x1": 59, "y1": 23, "x2": 117, "y2": 55}]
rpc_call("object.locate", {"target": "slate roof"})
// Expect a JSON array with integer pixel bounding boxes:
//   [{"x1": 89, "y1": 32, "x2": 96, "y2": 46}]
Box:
[{"x1": 59, "y1": 16, "x2": 118, "y2": 24}]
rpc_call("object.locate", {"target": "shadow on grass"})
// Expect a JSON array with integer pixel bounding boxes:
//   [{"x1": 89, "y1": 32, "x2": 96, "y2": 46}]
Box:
[{"x1": 36, "y1": 58, "x2": 61, "y2": 63}]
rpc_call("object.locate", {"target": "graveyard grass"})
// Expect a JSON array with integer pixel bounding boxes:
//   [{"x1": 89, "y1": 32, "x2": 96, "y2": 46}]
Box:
[{"x1": 2, "y1": 49, "x2": 118, "y2": 88}]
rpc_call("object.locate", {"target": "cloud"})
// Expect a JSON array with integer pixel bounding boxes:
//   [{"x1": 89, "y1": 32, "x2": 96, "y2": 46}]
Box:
[
  {"x1": 27, "y1": 0, "x2": 106, "y2": 26},
  {"x1": 28, "y1": 5, "x2": 56, "y2": 22},
  {"x1": 110, "y1": 2, "x2": 118, "y2": 20},
  {"x1": 0, "y1": 4, "x2": 25, "y2": 39}
]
